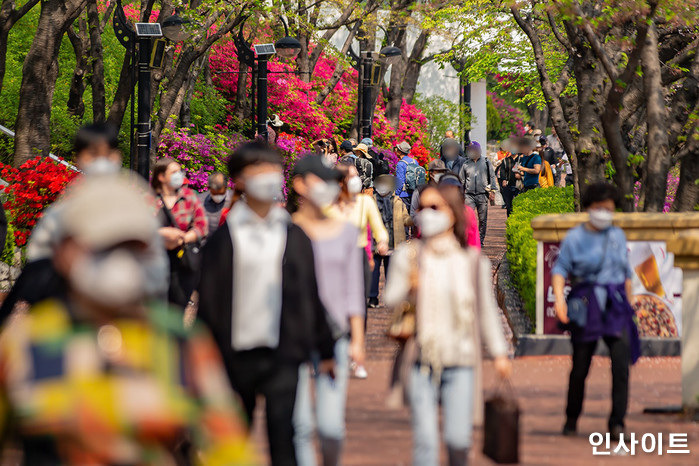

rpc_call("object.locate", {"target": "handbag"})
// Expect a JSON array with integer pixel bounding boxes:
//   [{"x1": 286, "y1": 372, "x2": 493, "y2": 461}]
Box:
[
  {"x1": 159, "y1": 196, "x2": 202, "y2": 273},
  {"x1": 483, "y1": 380, "x2": 520, "y2": 464},
  {"x1": 386, "y1": 243, "x2": 420, "y2": 341}
]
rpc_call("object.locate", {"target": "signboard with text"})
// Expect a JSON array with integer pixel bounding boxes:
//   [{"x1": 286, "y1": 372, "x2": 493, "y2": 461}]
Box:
[{"x1": 537, "y1": 240, "x2": 682, "y2": 337}]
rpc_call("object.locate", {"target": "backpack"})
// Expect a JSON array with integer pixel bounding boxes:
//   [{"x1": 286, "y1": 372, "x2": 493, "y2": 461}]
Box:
[
  {"x1": 401, "y1": 160, "x2": 426, "y2": 191},
  {"x1": 539, "y1": 160, "x2": 554, "y2": 188},
  {"x1": 378, "y1": 157, "x2": 390, "y2": 177}
]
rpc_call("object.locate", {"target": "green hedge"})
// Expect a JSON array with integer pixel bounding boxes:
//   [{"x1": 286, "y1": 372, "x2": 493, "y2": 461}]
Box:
[
  {"x1": 506, "y1": 186, "x2": 575, "y2": 326},
  {"x1": 1, "y1": 221, "x2": 15, "y2": 266}
]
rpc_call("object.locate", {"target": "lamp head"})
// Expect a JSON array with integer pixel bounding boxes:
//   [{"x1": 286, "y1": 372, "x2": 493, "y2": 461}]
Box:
[
  {"x1": 275, "y1": 36, "x2": 302, "y2": 59},
  {"x1": 380, "y1": 46, "x2": 402, "y2": 66},
  {"x1": 162, "y1": 15, "x2": 191, "y2": 42}
]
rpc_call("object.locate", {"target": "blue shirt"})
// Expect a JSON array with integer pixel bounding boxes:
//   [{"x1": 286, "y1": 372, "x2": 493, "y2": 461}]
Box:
[
  {"x1": 395, "y1": 156, "x2": 416, "y2": 198},
  {"x1": 522, "y1": 153, "x2": 542, "y2": 187},
  {"x1": 552, "y1": 224, "x2": 632, "y2": 309}
]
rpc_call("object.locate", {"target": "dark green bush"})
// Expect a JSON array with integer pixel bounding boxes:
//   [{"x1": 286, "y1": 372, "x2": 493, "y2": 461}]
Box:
[{"x1": 506, "y1": 186, "x2": 575, "y2": 326}]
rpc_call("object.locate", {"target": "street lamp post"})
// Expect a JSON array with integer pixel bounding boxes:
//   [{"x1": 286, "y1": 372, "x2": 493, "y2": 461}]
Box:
[
  {"x1": 352, "y1": 45, "x2": 402, "y2": 139},
  {"x1": 234, "y1": 16, "x2": 301, "y2": 141},
  {"x1": 113, "y1": 1, "x2": 191, "y2": 179}
]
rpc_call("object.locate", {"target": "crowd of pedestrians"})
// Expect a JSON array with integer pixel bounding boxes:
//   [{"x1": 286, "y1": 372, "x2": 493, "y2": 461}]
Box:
[{"x1": 0, "y1": 120, "x2": 640, "y2": 466}]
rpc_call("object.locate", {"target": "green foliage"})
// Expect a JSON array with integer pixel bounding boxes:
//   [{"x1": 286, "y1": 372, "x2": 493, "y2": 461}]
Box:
[
  {"x1": 0, "y1": 221, "x2": 15, "y2": 266},
  {"x1": 188, "y1": 82, "x2": 229, "y2": 133},
  {"x1": 413, "y1": 93, "x2": 465, "y2": 151},
  {"x1": 506, "y1": 186, "x2": 575, "y2": 325},
  {"x1": 486, "y1": 95, "x2": 502, "y2": 139}
]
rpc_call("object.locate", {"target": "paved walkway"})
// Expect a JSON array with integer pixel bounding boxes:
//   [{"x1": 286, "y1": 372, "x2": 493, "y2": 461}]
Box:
[{"x1": 255, "y1": 206, "x2": 699, "y2": 464}]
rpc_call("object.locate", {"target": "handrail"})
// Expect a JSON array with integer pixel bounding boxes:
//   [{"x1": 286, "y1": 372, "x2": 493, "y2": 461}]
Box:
[{"x1": 0, "y1": 124, "x2": 80, "y2": 172}]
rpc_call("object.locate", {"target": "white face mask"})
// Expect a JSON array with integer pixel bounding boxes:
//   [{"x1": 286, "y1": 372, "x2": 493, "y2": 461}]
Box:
[
  {"x1": 416, "y1": 209, "x2": 453, "y2": 238},
  {"x1": 169, "y1": 171, "x2": 185, "y2": 190},
  {"x1": 245, "y1": 172, "x2": 284, "y2": 202},
  {"x1": 210, "y1": 193, "x2": 226, "y2": 204},
  {"x1": 347, "y1": 176, "x2": 363, "y2": 194},
  {"x1": 82, "y1": 158, "x2": 121, "y2": 176},
  {"x1": 431, "y1": 173, "x2": 443, "y2": 184},
  {"x1": 588, "y1": 209, "x2": 613, "y2": 231},
  {"x1": 70, "y1": 249, "x2": 146, "y2": 308},
  {"x1": 307, "y1": 181, "x2": 340, "y2": 208},
  {"x1": 375, "y1": 184, "x2": 392, "y2": 196}
]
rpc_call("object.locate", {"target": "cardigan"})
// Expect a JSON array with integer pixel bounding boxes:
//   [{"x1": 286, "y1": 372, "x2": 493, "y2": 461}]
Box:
[{"x1": 196, "y1": 222, "x2": 336, "y2": 378}]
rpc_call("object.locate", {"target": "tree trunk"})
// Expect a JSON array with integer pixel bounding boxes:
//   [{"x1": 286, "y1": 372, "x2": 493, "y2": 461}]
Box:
[
  {"x1": 233, "y1": 59, "x2": 249, "y2": 120},
  {"x1": 106, "y1": 48, "x2": 133, "y2": 131},
  {"x1": 14, "y1": 0, "x2": 88, "y2": 166},
  {"x1": 673, "y1": 145, "x2": 699, "y2": 211},
  {"x1": 0, "y1": 0, "x2": 40, "y2": 95},
  {"x1": 66, "y1": 16, "x2": 89, "y2": 119},
  {"x1": 640, "y1": 25, "x2": 670, "y2": 212},
  {"x1": 86, "y1": 0, "x2": 105, "y2": 122}
]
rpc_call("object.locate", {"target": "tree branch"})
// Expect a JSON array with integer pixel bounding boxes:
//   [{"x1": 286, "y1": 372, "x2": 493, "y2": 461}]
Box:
[
  {"x1": 572, "y1": 1, "x2": 618, "y2": 81},
  {"x1": 547, "y1": 9, "x2": 573, "y2": 55}
]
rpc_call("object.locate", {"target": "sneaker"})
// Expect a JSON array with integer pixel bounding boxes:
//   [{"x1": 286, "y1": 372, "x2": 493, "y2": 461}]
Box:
[
  {"x1": 368, "y1": 298, "x2": 379, "y2": 308},
  {"x1": 562, "y1": 424, "x2": 577, "y2": 437},
  {"x1": 354, "y1": 365, "x2": 368, "y2": 379},
  {"x1": 610, "y1": 425, "x2": 625, "y2": 442}
]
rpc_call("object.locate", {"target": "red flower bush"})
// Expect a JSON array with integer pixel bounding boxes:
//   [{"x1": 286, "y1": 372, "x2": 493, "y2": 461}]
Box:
[{"x1": 0, "y1": 157, "x2": 78, "y2": 247}]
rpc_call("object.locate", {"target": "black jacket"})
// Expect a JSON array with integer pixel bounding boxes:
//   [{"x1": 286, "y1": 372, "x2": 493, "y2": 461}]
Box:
[{"x1": 197, "y1": 221, "x2": 335, "y2": 375}]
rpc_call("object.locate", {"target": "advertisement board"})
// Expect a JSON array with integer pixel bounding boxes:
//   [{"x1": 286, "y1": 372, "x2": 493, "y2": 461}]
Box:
[{"x1": 537, "y1": 240, "x2": 682, "y2": 336}]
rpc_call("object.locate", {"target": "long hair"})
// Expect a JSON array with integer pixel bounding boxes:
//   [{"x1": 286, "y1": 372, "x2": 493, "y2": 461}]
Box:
[
  {"x1": 151, "y1": 157, "x2": 177, "y2": 193},
  {"x1": 419, "y1": 184, "x2": 468, "y2": 248}
]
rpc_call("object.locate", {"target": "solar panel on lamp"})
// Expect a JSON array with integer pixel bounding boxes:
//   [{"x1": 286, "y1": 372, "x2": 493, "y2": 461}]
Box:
[
  {"x1": 253, "y1": 43, "x2": 276, "y2": 55},
  {"x1": 135, "y1": 23, "x2": 163, "y2": 37}
]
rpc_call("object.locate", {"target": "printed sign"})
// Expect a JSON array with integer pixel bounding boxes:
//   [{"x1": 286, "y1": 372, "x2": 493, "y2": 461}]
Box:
[{"x1": 538, "y1": 241, "x2": 682, "y2": 336}]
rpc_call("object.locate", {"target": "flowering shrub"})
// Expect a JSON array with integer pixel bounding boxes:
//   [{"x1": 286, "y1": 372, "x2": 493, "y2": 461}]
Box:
[
  {"x1": 409, "y1": 142, "x2": 435, "y2": 167},
  {"x1": 158, "y1": 125, "x2": 245, "y2": 192},
  {"x1": 374, "y1": 148, "x2": 399, "y2": 174},
  {"x1": 633, "y1": 166, "x2": 680, "y2": 212},
  {"x1": 487, "y1": 91, "x2": 526, "y2": 140},
  {"x1": 0, "y1": 157, "x2": 78, "y2": 247}
]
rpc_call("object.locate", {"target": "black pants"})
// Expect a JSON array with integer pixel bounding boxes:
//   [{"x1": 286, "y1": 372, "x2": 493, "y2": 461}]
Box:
[
  {"x1": 227, "y1": 349, "x2": 300, "y2": 466},
  {"x1": 501, "y1": 185, "x2": 519, "y2": 217},
  {"x1": 370, "y1": 254, "x2": 390, "y2": 299},
  {"x1": 565, "y1": 336, "x2": 630, "y2": 430},
  {"x1": 465, "y1": 192, "x2": 488, "y2": 246}
]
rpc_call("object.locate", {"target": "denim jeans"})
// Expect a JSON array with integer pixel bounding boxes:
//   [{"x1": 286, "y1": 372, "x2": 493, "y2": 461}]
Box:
[
  {"x1": 294, "y1": 336, "x2": 350, "y2": 466},
  {"x1": 409, "y1": 365, "x2": 475, "y2": 466}
]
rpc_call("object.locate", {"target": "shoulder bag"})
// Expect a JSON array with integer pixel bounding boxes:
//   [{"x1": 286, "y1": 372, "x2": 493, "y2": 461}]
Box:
[
  {"x1": 386, "y1": 243, "x2": 420, "y2": 341},
  {"x1": 159, "y1": 196, "x2": 202, "y2": 273}
]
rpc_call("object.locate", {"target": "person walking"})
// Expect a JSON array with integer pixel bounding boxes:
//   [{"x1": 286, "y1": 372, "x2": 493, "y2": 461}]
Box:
[
  {"x1": 369, "y1": 174, "x2": 413, "y2": 308},
  {"x1": 559, "y1": 153, "x2": 573, "y2": 187},
  {"x1": 199, "y1": 171, "x2": 232, "y2": 238},
  {"x1": 458, "y1": 141, "x2": 497, "y2": 246},
  {"x1": 395, "y1": 141, "x2": 425, "y2": 207},
  {"x1": 327, "y1": 159, "x2": 388, "y2": 379},
  {"x1": 410, "y1": 159, "x2": 448, "y2": 221},
  {"x1": 384, "y1": 183, "x2": 511, "y2": 466},
  {"x1": 438, "y1": 174, "x2": 481, "y2": 250},
  {"x1": 516, "y1": 137, "x2": 541, "y2": 193},
  {"x1": 197, "y1": 142, "x2": 336, "y2": 466},
  {"x1": 0, "y1": 176, "x2": 257, "y2": 464},
  {"x1": 552, "y1": 183, "x2": 640, "y2": 441},
  {"x1": 352, "y1": 143, "x2": 374, "y2": 191},
  {"x1": 152, "y1": 158, "x2": 207, "y2": 309},
  {"x1": 287, "y1": 155, "x2": 366, "y2": 466},
  {"x1": 1, "y1": 123, "x2": 169, "y2": 323},
  {"x1": 440, "y1": 138, "x2": 466, "y2": 176},
  {"x1": 496, "y1": 149, "x2": 521, "y2": 217}
]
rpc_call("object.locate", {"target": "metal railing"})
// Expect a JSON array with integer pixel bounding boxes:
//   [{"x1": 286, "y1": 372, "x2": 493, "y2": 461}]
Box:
[{"x1": 0, "y1": 124, "x2": 80, "y2": 173}]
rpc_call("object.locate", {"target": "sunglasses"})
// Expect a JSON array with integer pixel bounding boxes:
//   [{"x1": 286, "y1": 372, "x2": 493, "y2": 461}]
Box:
[{"x1": 417, "y1": 204, "x2": 442, "y2": 212}]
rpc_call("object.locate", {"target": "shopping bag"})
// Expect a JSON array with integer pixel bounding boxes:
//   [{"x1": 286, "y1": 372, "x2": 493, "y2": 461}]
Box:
[
  {"x1": 483, "y1": 381, "x2": 520, "y2": 464},
  {"x1": 494, "y1": 191, "x2": 504, "y2": 206}
]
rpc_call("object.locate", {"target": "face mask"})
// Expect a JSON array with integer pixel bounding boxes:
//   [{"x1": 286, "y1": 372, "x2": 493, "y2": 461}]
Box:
[
  {"x1": 307, "y1": 181, "x2": 340, "y2": 208},
  {"x1": 416, "y1": 209, "x2": 453, "y2": 238},
  {"x1": 431, "y1": 173, "x2": 443, "y2": 183},
  {"x1": 70, "y1": 249, "x2": 146, "y2": 308},
  {"x1": 347, "y1": 176, "x2": 363, "y2": 194},
  {"x1": 169, "y1": 171, "x2": 185, "y2": 190},
  {"x1": 245, "y1": 172, "x2": 284, "y2": 202},
  {"x1": 82, "y1": 158, "x2": 121, "y2": 176},
  {"x1": 375, "y1": 184, "x2": 392, "y2": 196},
  {"x1": 210, "y1": 193, "x2": 226, "y2": 204},
  {"x1": 588, "y1": 209, "x2": 613, "y2": 231}
]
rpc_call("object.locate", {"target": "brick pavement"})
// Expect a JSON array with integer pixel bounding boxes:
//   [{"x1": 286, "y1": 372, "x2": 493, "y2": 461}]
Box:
[{"x1": 254, "y1": 205, "x2": 699, "y2": 465}]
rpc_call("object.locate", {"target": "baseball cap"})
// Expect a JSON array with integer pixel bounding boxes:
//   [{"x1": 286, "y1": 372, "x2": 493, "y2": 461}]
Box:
[
  {"x1": 439, "y1": 173, "x2": 463, "y2": 188},
  {"x1": 292, "y1": 154, "x2": 342, "y2": 181},
  {"x1": 340, "y1": 140, "x2": 354, "y2": 152},
  {"x1": 428, "y1": 159, "x2": 447, "y2": 172},
  {"x1": 60, "y1": 175, "x2": 158, "y2": 251}
]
